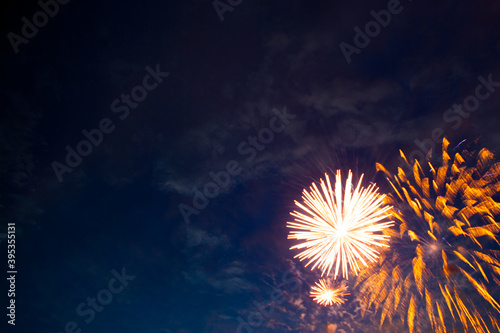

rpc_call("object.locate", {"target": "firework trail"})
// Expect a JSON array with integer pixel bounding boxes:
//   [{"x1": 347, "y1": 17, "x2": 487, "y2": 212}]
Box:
[
  {"x1": 287, "y1": 170, "x2": 394, "y2": 279},
  {"x1": 355, "y1": 138, "x2": 500, "y2": 333},
  {"x1": 310, "y1": 278, "x2": 350, "y2": 306}
]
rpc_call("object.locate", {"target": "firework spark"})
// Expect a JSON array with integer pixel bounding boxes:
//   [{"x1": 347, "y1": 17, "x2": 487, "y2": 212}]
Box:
[
  {"x1": 355, "y1": 138, "x2": 500, "y2": 333},
  {"x1": 287, "y1": 170, "x2": 394, "y2": 279},
  {"x1": 310, "y1": 278, "x2": 350, "y2": 306}
]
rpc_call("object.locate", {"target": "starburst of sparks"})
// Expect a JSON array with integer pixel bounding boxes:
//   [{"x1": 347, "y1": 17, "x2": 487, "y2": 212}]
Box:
[
  {"x1": 287, "y1": 170, "x2": 394, "y2": 279},
  {"x1": 355, "y1": 138, "x2": 500, "y2": 333},
  {"x1": 310, "y1": 278, "x2": 350, "y2": 306}
]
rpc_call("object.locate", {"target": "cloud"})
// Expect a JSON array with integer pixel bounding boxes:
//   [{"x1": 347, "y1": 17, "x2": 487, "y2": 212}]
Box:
[
  {"x1": 182, "y1": 259, "x2": 256, "y2": 294},
  {"x1": 185, "y1": 225, "x2": 230, "y2": 248}
]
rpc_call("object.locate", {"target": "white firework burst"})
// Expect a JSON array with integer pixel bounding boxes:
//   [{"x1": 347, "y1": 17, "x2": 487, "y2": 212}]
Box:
[
  {"x1": 287, "y1": 170, "x2": 393, "y2": 279},
  {"x1": 310, "y1": 278, "x2": 350, "y2": 306}
]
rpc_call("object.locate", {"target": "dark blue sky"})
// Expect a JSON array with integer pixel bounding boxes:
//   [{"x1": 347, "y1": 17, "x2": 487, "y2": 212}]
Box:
[{"x1": 1, "y1": 0, "x2": 500, "y2": 332}]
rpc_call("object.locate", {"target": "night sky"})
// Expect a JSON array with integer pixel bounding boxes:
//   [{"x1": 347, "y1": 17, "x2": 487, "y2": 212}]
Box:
[{"x1": 1, "y1": 0, "x2": 500, "y2": 332}]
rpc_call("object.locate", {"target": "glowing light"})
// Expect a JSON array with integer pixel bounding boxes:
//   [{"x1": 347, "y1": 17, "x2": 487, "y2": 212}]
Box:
[
  {"x1": 287, "y1": 170, "x2": 394, "y2": 279},
  {"x1": 310, "y1": 279, "x2": 350, "y2": 306},
  {"x1": 356, "y1": 138, "x2": 500, "y2": 333}
]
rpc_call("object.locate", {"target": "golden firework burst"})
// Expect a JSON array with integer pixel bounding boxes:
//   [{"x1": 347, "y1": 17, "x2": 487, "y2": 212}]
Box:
[
  {"x1": 310, "y1": 278, "x2": 350, "y2": 306},
  {"x1": 355, "y1": 138, "x2": 500, "y2": 333},
  {"x1": 287, "y1": 170, "x2": 394, "y2": 279}
]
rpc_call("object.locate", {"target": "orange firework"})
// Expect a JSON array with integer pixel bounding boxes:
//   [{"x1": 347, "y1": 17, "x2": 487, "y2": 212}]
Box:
[
  {"x1": 310, "y1": 278, "x2": 350, "y2": 306},
  {"x1": 356, "y1": 138, "x2": 500, "y2": 333},
  {"x1": 287, "y1": 170, "x2": 394, "y2": 279}
]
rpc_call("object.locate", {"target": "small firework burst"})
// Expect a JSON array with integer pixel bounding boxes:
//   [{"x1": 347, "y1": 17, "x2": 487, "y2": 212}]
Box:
[
  {"x1": 356, "y1": 138, "x2": 500, "y2": 333},
  {"x1": 287, "y1": 170, "x2": 394, "y2": 279},
  {"x1": 310, "y1": 278, "x2": 350, "y2": 306}
]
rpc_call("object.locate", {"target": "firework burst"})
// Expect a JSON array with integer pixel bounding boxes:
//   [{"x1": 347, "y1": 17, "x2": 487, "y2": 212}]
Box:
[
  {"x1": 355, "y1": 138, "x2": 500, "y2": 333},
  {"x1": 287, "y1": 170, "x2": 394, "y2": 279},
  {"x1": 310, "y1": 278, "x2": 350, "y2": 306}
]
